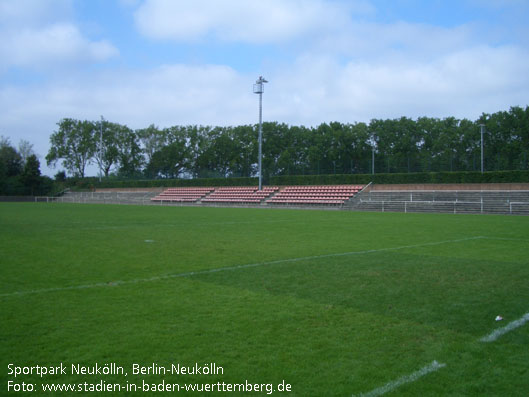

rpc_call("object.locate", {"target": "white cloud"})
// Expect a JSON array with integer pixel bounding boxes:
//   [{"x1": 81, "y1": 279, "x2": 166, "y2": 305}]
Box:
[
  {"x1": 0, "y1": 0, "x2": 118, "y2": 70},
  {"x1": 0, "y1": 63, "x2": 253, "y2": 175},
  {"x1": 134, "y1": 0, "x2": 369, "y2": 43},
  {"x1": 311, "y1": 19, "x2": 478, "y2": 64},
  {"x1": 0, "y1": 24, "x2": 118, "y2": 69},
  {"x1": 0, "y1": 0, "x2": 73, "y2": 28},
  {"x1": 271, "y1": 44, "x2": 529, "y2": 124}
]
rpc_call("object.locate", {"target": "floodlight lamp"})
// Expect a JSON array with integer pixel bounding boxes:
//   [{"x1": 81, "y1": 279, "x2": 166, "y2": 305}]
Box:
[{"x1": 253, "y1": 76, "x2": 268, "y2": 94}]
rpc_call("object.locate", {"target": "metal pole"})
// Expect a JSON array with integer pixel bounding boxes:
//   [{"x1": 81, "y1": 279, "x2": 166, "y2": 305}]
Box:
[
  {"x1": 372, "y1": 145, "x2": 375, "y2": 175},
  {"x1": 253, "y1": 76, "x2": 267, "y2": 190},
  {"x1": 480, "y1": 124, "x2": 484, "y2": 173},
  {"x1": 99, "y1": 116, "x2": 103, "y2": 182},
  {"x1": 258, "y1": 91, "x2": 263, "y2": 190}
]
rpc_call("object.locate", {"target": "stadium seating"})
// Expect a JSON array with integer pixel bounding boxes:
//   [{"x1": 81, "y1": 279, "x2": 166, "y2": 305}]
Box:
[
  {"x1": 149, "y1": 185, "x2": 363, "y2": 206},
  {"x1": 201, "y1": 186, "x2": 278, "y2": 204},
  {"x1": 151, "y1": 187, "x2": 214, "y2": 202},
  {"x1": 266, "y1": 185, "x2": 363, "y2": 205}
]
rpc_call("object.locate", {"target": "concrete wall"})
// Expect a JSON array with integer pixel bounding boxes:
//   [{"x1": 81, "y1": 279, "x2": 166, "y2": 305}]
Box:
[
  {"x1": 95, "y1": 187, "x2": 164, "y2": 192},
  {"x1": 371, "y1": 183, "x2": 529, "y2": 191}
]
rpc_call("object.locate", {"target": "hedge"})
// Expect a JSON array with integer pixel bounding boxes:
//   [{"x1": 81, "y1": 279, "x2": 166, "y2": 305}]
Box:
[
  {"x1": 65, "y1": 170, "x2": 529, "y2": 190},
  {"x1": 67, "y1": 176, "x2": 259, "y2": 190},
  {"x1": 270, "y1": 170, "x2": 529, "y2": 185}
]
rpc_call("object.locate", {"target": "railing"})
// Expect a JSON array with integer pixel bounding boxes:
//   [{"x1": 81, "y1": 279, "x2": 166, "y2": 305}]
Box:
[{"x1": 356, "y1": 198, "x2": 529, "y2": 215}]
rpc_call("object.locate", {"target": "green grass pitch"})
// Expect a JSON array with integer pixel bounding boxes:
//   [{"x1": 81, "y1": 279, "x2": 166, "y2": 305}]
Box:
[{"x1": 1, "y1": 203, "x2": 528, "y2": 396}]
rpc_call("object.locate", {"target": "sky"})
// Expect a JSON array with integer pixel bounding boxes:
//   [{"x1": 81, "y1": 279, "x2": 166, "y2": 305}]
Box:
[{"x1": 1, "y1": 0, "x2": 528, "y2": 177}]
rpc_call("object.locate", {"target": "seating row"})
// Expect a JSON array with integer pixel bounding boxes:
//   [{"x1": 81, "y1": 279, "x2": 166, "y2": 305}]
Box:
[
  {"x1": 164, "y1": 187, "x2": 214, "y2": 191},
  {"x1": 266, "y1": 185, "x2": 362, "y2": 205},
  {"x1": 204, "y1": 186, "x2": 279, "y2": 203},
  {"x1": 283, "y1": 185, "x2": 362, "y2": 190},
  {"x1": 151, "y1": 187, "x2": 215, "y2": 202},
  {"x1": 151, "y1": 185, "x2": 363, "y2": 205},
  {"x1": 202, "y1": 198, "x2": 262, "y2": 204},
  {"x1": 267, "y1": 199, "x2": 345, "y2": 205}
]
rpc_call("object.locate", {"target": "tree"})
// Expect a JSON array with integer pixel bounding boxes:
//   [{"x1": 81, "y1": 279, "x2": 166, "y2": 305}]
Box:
[
  {"x1": 349, "y1": 122, "x2": 371, "y2": 174},
  {"x1": 277, "y1": 125, "x2": 310, "y2": 175},
  {"x1": 480, "y1": 106, "x2": 529, "y2": 171},
  {"x1": 46, "y1": 119, "x2": 95, "y2": 177},
  {"x1": 44, "y1": 105, "x2": 529, "y2": 180},
  {"x1": 93, "y1": 120, "x2": 120, "y2": 177},
  {"x1": 261, "y1": 122, "x2": 290, "y2": 177},
  {"x1": 231, "y1": 125, "x2": 257, "y2": 177},
  {"x1": 195, "y1": 126, "x2": 241, "y2": 178},
  {"x1": 0, "y1": 138, "x2": 50, "y2": 196},
  {"x1": 136, "y1": 124, "x2": 166, "y2": 165},
  {"x1": 115, "y1": 126, "x2": 143, "y2": 177},
  {"x1": 0, "y1": 137, "x2": 23, "y2": 177},
  {"x1": 186, "y1": 125, "x2": 211, "y2": 178},
  {"x1": 146, "y1": 141, "x2": 189, "y2": 178},
  {"x1": 55, "y1": 170, "x2": 67, "y2": 182},
  {"x1": 21, "y1": 154, "x2": 41, "y2": 195},
  {"x1": 18, "y1": 139, "x2": 35, "y2": 165}
]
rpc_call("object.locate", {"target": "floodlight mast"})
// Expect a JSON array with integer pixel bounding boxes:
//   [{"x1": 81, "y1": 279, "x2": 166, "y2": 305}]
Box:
[
  {"x1": 479, "y1": 124, "x2": 485, "y2": 173},
  {"x1": 99, "y1": 116, "x2": 104, "y2": 182},
  {"x1": 253, "y1": 76, "x2": 268, "y2": 190},
  {"x1": 372, "y1": 145, "x2": 375, "y2": 175}
]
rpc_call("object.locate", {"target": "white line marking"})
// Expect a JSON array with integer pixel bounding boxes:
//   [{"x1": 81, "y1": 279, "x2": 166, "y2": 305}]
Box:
[
  {"x1": 0, "y1": 236, "x2": 484, "y2": 298},
  {"x1": 353, "y1": 360, "x2": 446, "y2": 397},
  {"x1": 479, "y1": 312, "x2": 529, "y2": 342},
  {"x1": 480, "y1": 236, "x2": 529, "y2": 243}
]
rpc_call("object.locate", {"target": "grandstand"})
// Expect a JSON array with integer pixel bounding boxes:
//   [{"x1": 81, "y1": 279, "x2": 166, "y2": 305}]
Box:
[
  {"x1": 266, "y1": 185, "x2": 362, "y2": 205},
  {"x1": 151, "y1": 187, "x2": 214, "y2": 203},
  {"x1": 149, "y1": 185, "x2": 362, "y2": 206},
  {"x1": 201, "y1": 186, "x2": 278, "y2": 204}
]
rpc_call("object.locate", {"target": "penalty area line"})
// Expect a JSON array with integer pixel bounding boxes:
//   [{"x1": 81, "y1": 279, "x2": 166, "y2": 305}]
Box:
[
  {"x1": 353, "y1": 360, "x2": 446, "y2": 397},
  {"x1": 0, "y1": 236, "x2": 484, "y2": 298},
  {"x1": 480, "y1": 312, "x2": 529, "y2": 343}
]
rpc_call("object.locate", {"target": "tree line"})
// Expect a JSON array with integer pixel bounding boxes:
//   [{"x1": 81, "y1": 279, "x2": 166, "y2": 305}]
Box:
[
  {"x1": 0, "y1": 137, "x2": 54, "y2": 195},
  {"x1": 46, "y1": 106, "x2": 529, "y2": 179}
]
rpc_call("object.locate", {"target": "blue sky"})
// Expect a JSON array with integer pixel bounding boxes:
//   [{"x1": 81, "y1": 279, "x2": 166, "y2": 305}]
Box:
[{"x1": 1, "y1": 0, "x2": 528, "y2": 176}]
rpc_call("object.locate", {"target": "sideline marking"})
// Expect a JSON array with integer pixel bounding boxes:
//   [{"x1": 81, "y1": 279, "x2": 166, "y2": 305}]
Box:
[
  {"x1": 353, "y1": 360, "x2": 446, "y2": 397},
  {"x1": 0, "y1": 236, "x2": 483, "y2": 298},
  {"x1": 480, "y1": 236, "x2": 529, "y2": 243},
  {"x1": 480, "y1": 312, "x2": 529, "y2": 343}
]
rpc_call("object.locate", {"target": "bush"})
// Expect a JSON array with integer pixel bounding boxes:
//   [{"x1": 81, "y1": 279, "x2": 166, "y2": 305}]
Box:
[
  {"x1": 270, "y1": 170, "x2": 529, "y2": 186},
  {"x1": 65, "y1": 176, "x2": 259, "y2": 190},
  {"x1": 62, "y1": 170, "x2": 529, "y2": 191}
]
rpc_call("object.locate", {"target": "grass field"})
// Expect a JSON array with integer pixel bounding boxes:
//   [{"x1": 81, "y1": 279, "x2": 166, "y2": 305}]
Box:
[{"x1": 1, "y1": 203, "x2": 528, "y2": 396}]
